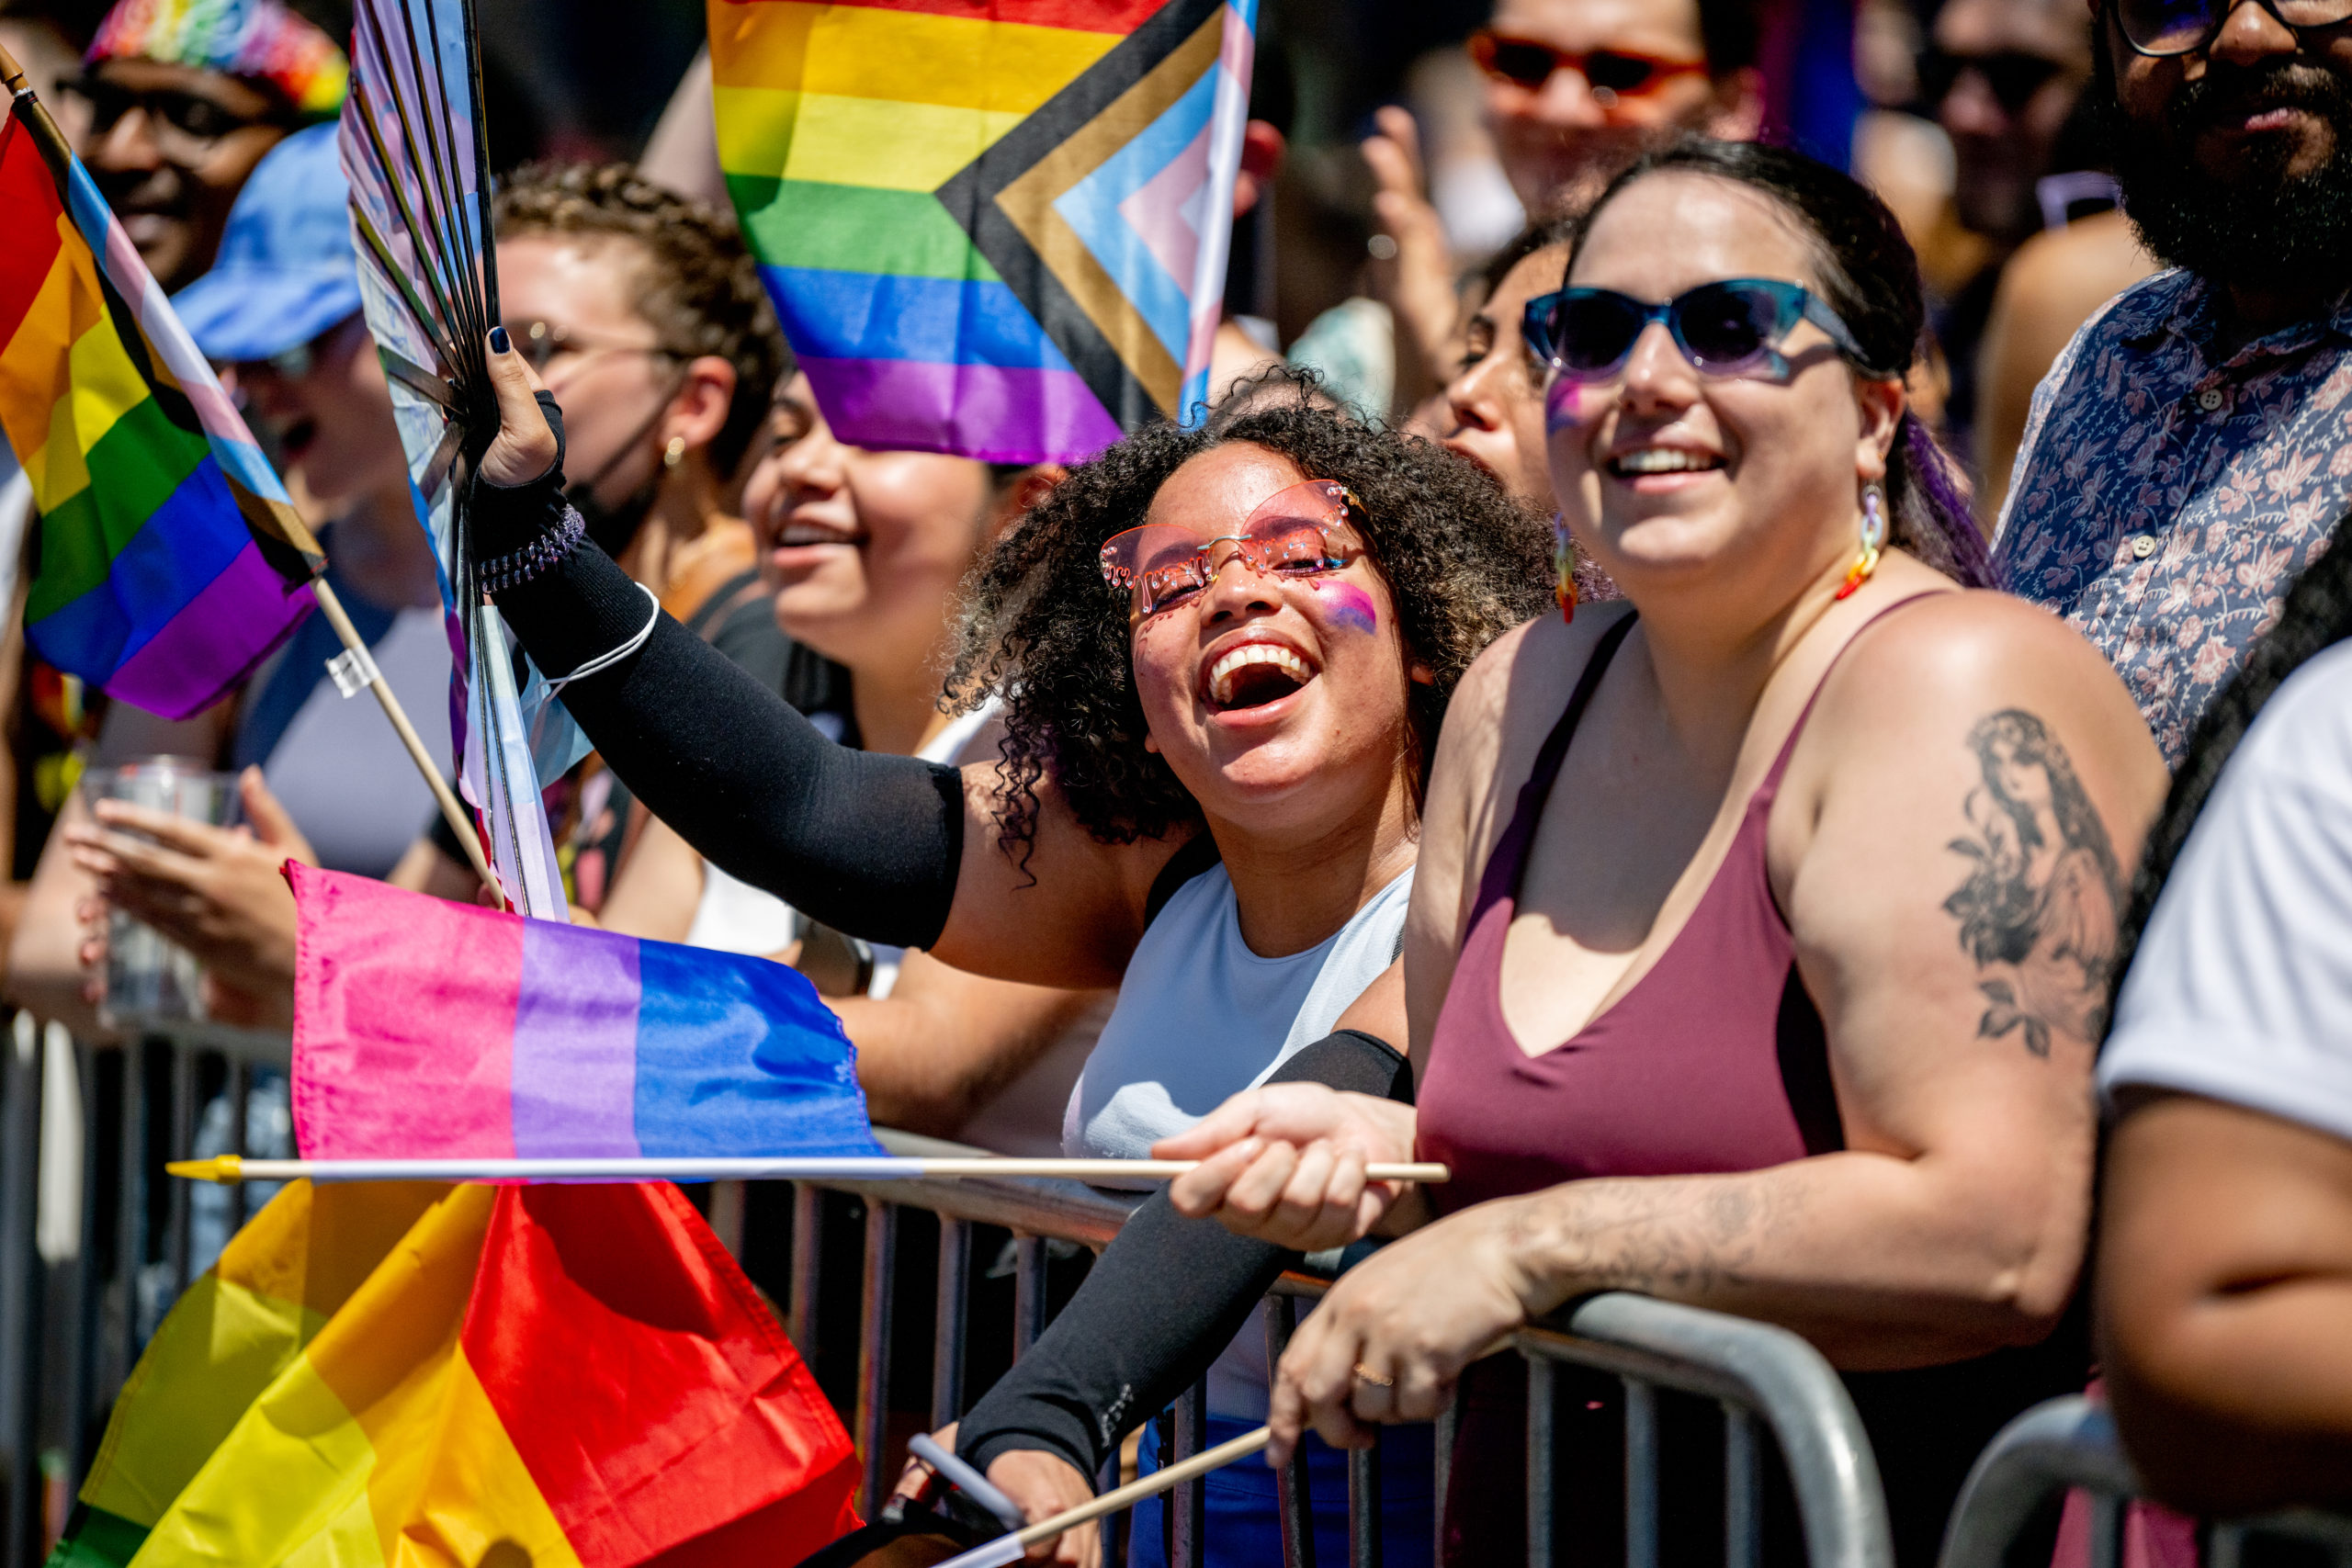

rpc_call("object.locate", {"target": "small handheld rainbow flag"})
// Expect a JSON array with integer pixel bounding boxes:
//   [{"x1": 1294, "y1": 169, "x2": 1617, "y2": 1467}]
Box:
[
  {"x1": 288, "y1": 863, "x2": 887, "y2": 1163},
  {"x1": 45, "y1": 1178, "x2": 861, "y2": 1568},
  {"x1": 710, "y1": 0, "x2": 1259, "y2": 465},
  {"x1": 0, "y1": 63, "x2": 321, "y2": 720}
]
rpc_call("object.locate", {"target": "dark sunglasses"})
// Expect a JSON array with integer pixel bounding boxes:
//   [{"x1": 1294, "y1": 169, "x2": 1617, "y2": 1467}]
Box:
[
  {"x1": 1522, "y1": 278, "x2": 1874, "y2": 382},
  {"x1": 2112, "y1": 0, "x2": 2352, "y2": 53},
  {"x1": 1466, "y1": 29, "x2": 1709, "y2": 101},
  {"x1": 1916, "y1": 48, "x2": 2071, "y2": 111},
  {"x1": 59, "y1": 74, "x2": 280, "y2": 148}
]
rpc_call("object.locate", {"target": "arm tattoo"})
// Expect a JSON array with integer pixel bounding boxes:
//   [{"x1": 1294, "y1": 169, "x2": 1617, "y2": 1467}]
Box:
[
  {"x1": 1509, "y1": 1174, "x2": 1787, "y2": 1298},
  {"x1": 1941, "y1": 709, "x2": 2124, "y2": 1056}
]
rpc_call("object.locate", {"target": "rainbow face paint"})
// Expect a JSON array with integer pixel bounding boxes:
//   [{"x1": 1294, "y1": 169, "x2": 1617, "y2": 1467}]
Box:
[
  {"x1": 1544, "y1": 373, "x2": 1597, "y2": 433},
  {"x1": 1320, "y1": 581, "x2": 1379, "y2": 635}
]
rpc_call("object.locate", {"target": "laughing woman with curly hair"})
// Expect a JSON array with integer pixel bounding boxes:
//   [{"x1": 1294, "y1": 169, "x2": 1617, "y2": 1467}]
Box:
[{"x1": 464, "y1": 362, "x2": 1551, "y2": 1564}]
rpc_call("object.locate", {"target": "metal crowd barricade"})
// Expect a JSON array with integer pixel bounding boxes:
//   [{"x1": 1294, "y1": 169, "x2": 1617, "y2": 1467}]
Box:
[
  {"x1": 4, "y1": 1042, "x2": 1899, "y2": 1568},
  {"x1": 799, "y1": 1133, "x2": 1897, "y2": 1568},
  {"x1": 0, "y1": 1014, "x2": 290, "y2": 1568},
  {"x1": 1939, "y1": 1396, "x2": 2352, "y2": 1568}
]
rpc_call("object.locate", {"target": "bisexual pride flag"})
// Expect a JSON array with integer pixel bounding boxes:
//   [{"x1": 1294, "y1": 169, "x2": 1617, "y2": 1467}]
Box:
[
  {"x1": 710, "y1": 0, "x2": 1259, "y2": 465},
  {"x1": 0, "y1": 82, "x2": 320, "y2": 720},
  {"x1": 289, "y1": 863, "x2": 885, "y2": 1162}
]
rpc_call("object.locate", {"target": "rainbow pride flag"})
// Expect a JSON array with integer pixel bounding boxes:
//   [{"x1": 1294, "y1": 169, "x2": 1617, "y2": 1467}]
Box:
[
  {"x1": 0, "y1": 87, "x2": 320, "y2": 720},
  {"x1": 288, "y1": 863, "x2": 887, "y2": 1161},
  {"x1": 47, "y1": 1178, "x2": 861, "y2": 1568},
  {"x1": 710, "y1": 0, "x2": 1259, "y2": 464}
]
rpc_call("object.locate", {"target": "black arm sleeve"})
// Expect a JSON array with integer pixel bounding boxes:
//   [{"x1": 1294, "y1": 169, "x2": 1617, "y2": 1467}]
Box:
[
  {"x1": 474, "y1": 459, "x2": 965, "y2": 950},
  {"x1": 954, "y1": 1030, "x2": 1416, "y2": 1481}
]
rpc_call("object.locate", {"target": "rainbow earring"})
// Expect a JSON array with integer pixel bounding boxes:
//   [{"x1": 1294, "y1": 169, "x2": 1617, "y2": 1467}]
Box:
[
  {"x1": 1553, "y1": 513, "x2": 1577, "y2": 623},
  {"x1": 1835, "y1": 486, "x2": 1886, "y2": 602}
]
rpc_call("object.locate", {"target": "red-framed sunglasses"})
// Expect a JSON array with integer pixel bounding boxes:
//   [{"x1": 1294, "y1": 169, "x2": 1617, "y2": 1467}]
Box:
[{"x1": 1466, "y1": 30, "x2": 1710, "y2": 104}]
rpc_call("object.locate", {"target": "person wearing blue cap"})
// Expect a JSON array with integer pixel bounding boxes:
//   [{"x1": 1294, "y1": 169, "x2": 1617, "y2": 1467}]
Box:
[{"x1": 13, "y1": 123, "x2": 456, "y2": 1048}]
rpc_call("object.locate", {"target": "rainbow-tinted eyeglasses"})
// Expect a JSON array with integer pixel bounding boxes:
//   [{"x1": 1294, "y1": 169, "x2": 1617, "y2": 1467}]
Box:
[{"x1": 1100, "y1": 479, "x2": 1365, "y2": 617}]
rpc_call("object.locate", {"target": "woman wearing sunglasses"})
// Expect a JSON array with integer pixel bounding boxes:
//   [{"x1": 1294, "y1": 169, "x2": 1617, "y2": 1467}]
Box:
[
  {"x1": 465, "y1": 360, "x2": 1551, "y2": 1563},
  {"x1": 1155, "y1": 140, "x2": 2168, "y2": 1566}
]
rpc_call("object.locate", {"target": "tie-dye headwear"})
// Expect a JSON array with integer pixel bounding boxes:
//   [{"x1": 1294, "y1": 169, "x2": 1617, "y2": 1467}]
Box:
[{"x1": 87, "y1": 0, "x2": 349, "y2": 120}]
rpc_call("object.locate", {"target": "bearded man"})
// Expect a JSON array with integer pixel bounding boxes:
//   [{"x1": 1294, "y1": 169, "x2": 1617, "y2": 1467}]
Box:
[{"x1": 1992, "y1": 0, "x2": 2352, "y2": 763}]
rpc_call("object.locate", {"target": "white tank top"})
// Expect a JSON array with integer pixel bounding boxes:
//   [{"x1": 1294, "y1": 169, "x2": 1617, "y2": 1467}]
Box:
[
  {"x1": 1066, "y1": 862, "x2": 1413, "y2": 1168},
  {"x1": 1062, "y1": 859, "x2": 1414, "y2": 1421}
]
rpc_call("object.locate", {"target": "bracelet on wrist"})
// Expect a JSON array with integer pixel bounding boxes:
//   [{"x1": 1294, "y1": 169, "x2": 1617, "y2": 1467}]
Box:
[{"x1": 479, "y1": 504, "x2": 585, "y2": 597}]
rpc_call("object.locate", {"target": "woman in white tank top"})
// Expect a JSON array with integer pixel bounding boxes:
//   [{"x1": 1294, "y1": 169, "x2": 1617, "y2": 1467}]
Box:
[{"x1": 472, "y1": 363, "x2": 1555, "y2": 1566}]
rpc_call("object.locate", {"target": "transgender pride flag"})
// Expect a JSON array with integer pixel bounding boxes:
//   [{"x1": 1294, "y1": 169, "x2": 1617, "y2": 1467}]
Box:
[
  {"x1": 710, "y1": 0, "x2": 1259, "y2": 464},
  {"x1": 289, "y1": 864, "x2": 885, "y2": 1162}
]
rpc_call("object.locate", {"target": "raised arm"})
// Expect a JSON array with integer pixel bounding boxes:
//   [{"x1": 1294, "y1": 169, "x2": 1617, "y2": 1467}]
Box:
[{"x1": 472, "y1": 338, "x2": 1170, "y2": 987}]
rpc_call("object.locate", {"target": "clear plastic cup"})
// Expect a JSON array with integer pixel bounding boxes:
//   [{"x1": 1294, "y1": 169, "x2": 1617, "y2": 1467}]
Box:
[{"x1": 84, "y1": 760, "x2": 240, "y2": 1029}]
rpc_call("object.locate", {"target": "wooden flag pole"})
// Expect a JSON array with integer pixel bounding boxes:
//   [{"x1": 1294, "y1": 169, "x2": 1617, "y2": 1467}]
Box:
[
  {"x1": 931, "y1": 1427, "x2": 1276, "y2": 1568},
  {"x1": 167, "y1": 1154, "x2": 1453, "y2": 1186},
  {"x1": 1, "y1": 46, "x2": 496, "y2": 896},
  {"x1": 309, "y1": 580, "x2": 497, "y2": 891}
]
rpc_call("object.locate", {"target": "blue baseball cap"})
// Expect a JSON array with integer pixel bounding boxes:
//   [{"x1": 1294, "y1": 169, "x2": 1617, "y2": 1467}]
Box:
[{"x1": 172, "y1": 123, "x2": 361, "y2": 364}]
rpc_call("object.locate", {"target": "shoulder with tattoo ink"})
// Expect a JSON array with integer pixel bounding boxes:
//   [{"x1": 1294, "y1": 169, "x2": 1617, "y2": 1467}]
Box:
[
  {"x1": 1941, "y1": 705, "x2": 2125, "y2": 1055},
  {"x1": 1800, "y1": 589, "x2": 2163, "y2": 1058}
]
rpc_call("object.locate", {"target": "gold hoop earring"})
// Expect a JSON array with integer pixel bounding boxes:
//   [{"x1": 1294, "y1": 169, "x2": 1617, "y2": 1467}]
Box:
[
  {"x1": 662, "y1": 435, "x2": 686, "y2": 469},
  {"x1": 1835, "y1": 485, "x2": 1886, "y2": 602}
]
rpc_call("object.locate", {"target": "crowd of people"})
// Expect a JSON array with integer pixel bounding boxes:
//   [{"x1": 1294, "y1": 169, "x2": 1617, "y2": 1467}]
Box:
[{"x1": 9, "y1": 0, "x2": 2352, "y2": 1559}]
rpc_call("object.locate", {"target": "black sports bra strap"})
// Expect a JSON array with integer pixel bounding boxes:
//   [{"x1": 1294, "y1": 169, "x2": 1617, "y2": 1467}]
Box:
[
  {"x1": 1482, "y1": 613, "x2": 1640, "y2": 907},
  {"x1": 1523, "y1": 612, "x2": 1638, "y2": 807}
]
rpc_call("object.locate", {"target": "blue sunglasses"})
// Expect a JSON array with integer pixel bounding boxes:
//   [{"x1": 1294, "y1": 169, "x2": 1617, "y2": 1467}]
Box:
[{"x1": 1521, "y1": 277, "x2": 1878, "y2": 382}]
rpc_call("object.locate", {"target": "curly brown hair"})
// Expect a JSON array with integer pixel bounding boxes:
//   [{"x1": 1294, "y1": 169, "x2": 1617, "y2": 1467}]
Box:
[
  {"x1": 492, "y1": 162, "x2": 786, "y2": 477},
  {"x1": 947, "y1": 370, "x2": 1555, "y2": 858}
]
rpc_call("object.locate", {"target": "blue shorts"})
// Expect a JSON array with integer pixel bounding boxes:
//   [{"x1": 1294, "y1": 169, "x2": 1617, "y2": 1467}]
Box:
[{"x1": 1126, "y1": 1414, "x2": 1435, "y2": 1568}]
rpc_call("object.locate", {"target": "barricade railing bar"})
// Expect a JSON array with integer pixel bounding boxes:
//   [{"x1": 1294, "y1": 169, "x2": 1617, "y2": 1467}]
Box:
[
  {"x1": 797, "y1": 1140, "x2": 1897, "y2": 1568},
  {"x1": 1939, "y1": 1396, "x2": 2352, "y2": 1568},
  {"x1": 3, "y1": 1022, "x2": 1898, "y2": 1568}
]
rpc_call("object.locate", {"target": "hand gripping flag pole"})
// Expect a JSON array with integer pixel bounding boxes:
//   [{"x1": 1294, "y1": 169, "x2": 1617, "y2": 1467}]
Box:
[
  {"x1": 930, "y1": 1427, "x2": 1276, "y2": 1568},
  {"x1": 168, "y1": 1155, "x2": 1452, "y2": 1186},
  {"x1": 0, "y1": 40, "x2": 496, "y2": 895}
]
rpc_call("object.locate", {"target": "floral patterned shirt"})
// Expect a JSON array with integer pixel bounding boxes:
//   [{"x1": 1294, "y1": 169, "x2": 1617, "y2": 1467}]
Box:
[{"x1": 1993, "y1": 268, "x2": 2352, "y2": 765}]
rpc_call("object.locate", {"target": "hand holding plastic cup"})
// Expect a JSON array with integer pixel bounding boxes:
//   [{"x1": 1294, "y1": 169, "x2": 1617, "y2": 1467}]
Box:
[{"x1": 84, "y1": 759, "x2": 240, "y2": 1028}]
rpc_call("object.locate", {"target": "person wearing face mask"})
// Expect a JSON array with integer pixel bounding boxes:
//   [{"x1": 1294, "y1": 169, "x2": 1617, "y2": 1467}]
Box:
[
  {"x1": 599, "y1": 377, "x2": 1111, "y2": 1155},
  {"x1": 1154, "y1": 141, "x2": 2166, "y2": 1568},
  {"x1": 10, "y1": 123, "x2": 452, "y2": 1039},
  {"x1": 41, "y1": 164, "x2": 808, "y2": 1041},
  {"x1": 401, "y1": 164, "x2": 792, "y2": 910},
  {"x1": 458, "y1": 347, "x2": 1551, "y2": 1563}
]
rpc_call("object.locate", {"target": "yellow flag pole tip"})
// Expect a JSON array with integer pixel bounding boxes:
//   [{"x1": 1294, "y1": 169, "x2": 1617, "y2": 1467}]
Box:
[{"x1": 167, "y1": 1156, "x2": 243, "y2": 1184}]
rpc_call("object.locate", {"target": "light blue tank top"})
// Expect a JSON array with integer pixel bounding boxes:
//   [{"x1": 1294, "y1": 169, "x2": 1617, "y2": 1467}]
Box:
[
  {"x1": 1063, "y1": 860, "x2": 1415, "y2": 1420},
  {"x1": 1066, "y1": 863, "x2": 1413, "y2": 1165}
]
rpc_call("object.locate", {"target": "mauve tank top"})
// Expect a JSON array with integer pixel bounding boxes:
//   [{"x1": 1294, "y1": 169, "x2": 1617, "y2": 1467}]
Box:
[{"x1": 1412, "y1": 598, "x2": 2086, "y2": 1568}]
